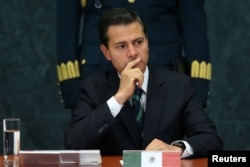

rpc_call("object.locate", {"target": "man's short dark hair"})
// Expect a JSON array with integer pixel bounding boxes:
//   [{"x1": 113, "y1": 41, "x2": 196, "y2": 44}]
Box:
[{"x1": 98, "y1": 8, "x2": 147, "y2": 47}]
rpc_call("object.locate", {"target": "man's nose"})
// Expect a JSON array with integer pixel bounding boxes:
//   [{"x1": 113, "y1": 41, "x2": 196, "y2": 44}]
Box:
[{"x1": 128, "y1": 44, "x2": 137, "y2": 57}]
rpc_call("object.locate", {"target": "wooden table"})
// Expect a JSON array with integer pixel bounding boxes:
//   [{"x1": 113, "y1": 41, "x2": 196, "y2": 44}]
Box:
[
  {"x1": 0, "y1": 155, "x2": 207, "y2": 167},
  {"x1": 101, "y1": 156, "x2": 208, "y2": 167}
]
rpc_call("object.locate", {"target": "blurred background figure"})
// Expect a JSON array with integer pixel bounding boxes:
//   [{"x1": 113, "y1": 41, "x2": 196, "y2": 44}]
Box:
[{"x1": 56, "y1": 0, "x2": 211, "y2": 110}]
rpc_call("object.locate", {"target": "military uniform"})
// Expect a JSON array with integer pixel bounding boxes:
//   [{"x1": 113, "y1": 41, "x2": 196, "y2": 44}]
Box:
[{"x1": 56, "y1": 0, "x2": 211, "y2": 109}]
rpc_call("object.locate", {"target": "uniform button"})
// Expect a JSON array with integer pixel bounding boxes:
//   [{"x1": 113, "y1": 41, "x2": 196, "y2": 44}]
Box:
[
  {"x1": 58, "y1": 91, "x2": 62, "y2": 95},
  {"x1": 128, "y1": 0, "x2": 135, "y2": 3},
  {"x1": 81, "y1": 59, "x2": 86, "y2": 65}
]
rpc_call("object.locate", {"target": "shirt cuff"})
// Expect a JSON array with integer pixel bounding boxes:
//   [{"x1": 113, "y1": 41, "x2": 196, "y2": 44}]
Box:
[
  {"x1": 171, "y1": 140, "x2": 194, "y2": 158},
  {"x1": 107, "y1": 96, "x2": 123, "y2": 117}
]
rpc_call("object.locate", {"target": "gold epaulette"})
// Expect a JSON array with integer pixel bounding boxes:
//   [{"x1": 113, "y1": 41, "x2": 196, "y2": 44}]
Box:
[
  {"x1": 191, "y1": 60, "x2": 212, "y2": 80},
  {"x1": 57, "y1": 60, "x2": 80, "y2": 82},
  {"x1": 81, "y1": 0, "x2": 86, "y2": 8}
]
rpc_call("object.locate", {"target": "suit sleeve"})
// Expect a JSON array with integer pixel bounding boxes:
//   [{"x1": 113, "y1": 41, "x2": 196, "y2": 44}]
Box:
[
  {"x1": 177, "y1": 0, "x2": 211, "y2": 107},
  {"x1": 64, "y1": 79, "x2": 117, "y2": 149},
  {"x1": 183, "y1": 77, "x2": 223, "y2": 157},
  {"x1": 56, "y1": 0, "x2": 83, "y2": 108}
]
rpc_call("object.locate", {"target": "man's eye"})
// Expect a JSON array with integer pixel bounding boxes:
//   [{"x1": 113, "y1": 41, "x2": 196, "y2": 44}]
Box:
[
  {"x1": 135, "y1": 40, "x2": 143, "y2": 46},
  {"x1": 117, "y1": 45, "x2": 125, "y2": 49}
]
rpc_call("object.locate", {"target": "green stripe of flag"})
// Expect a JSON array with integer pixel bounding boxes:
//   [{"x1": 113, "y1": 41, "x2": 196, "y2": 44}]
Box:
[{"x1": 123, "y1": 151, "x2": 141, "y2": 167}]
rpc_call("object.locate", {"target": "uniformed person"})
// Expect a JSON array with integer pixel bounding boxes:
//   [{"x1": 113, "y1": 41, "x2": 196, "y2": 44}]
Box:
[{"x1": 56, "y1": 0, "x2": 211, "y2": 110}]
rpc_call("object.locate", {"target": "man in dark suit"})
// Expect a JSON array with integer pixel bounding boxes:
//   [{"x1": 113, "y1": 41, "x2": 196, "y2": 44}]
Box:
[
  {"x1": 56, "y1": 0, "x2": 211, "y2": 110},
  {"x1": 64, "y1": 8, "x2": 222, "y2": 158}
]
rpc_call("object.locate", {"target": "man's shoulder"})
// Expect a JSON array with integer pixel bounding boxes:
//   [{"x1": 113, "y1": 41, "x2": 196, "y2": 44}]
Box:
[
  {"x1": 149, "y1": 68, "x2": 194, "y2": 93},
  {"x1": 81, "y1": 68, "x2": 117, "y2": 86},
  {"x1": 151, "y1": 68, "x2": 190, "y2": 80}
]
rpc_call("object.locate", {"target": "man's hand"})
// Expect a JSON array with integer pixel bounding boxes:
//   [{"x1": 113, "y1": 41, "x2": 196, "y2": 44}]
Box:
[
  {"x1": 146, "y1": 138, "x2": 183, "y2": 154},
  {"x1": 114, "y1": 58, "x2": 144, "y2": 104}
]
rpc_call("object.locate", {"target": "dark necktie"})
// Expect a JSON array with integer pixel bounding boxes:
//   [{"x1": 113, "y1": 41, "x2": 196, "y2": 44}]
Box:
[{"x1": 132, "y1": 86, "x2": 145, "y2": 135}]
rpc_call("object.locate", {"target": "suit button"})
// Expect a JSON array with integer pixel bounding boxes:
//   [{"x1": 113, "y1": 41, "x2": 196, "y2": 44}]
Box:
[
  {"x1": 98, "y1": 123, "x2": 108, "y2": 134},
  {"x1": 98, "y1": 128, "x2": 103, "y2": 134}
]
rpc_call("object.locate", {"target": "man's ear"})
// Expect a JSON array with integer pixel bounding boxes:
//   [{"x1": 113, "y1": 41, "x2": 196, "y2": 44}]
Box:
[{"x1": 100, "y1": 44, "x2": 111, "y2": 61}]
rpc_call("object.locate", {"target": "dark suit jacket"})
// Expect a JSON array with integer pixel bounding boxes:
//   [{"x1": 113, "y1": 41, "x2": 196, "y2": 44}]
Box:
[
  {"x1": 56, "y1": 0, "x2": 210, "y2": 108},
  {"x1": 65, "y1": 68, "x2": 222, "y2": 157}
]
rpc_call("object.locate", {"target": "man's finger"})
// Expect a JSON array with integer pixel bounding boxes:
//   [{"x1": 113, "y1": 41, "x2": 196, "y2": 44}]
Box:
[{"x1": 125, "y1": 58, "x2": 141, "y2": 69}]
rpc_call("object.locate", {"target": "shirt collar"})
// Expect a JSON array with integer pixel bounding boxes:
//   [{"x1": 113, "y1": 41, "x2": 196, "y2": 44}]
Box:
[{"x1": 141, "y1": 66, "x2": 149, "y2": 94}]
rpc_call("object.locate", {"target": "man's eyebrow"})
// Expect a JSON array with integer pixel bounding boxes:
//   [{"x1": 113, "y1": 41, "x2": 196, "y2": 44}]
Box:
[
  {"x1": 114, "y1": 37, "x2": 144, "y2": 45},
  {"x1": 115, "y1": 41, "x2": 126, "y2": 45},
  {"x1": 133, "y1": 37, "x2": 144, "y2": 41}
]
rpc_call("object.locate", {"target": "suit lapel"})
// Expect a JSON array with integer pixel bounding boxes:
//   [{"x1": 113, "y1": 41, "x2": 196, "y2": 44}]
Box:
[{"x1": 143, "y1": 69, "x2": 168, "y2": 147}]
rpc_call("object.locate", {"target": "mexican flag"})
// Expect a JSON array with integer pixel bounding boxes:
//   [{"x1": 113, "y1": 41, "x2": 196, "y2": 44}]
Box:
[{"x1": 123, "y1": 150, "x2": 180, "y2": 167}]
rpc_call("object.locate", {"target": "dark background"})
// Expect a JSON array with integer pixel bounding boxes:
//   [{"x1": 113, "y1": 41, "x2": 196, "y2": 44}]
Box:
[{"x1": 1, "y1": 0, "x2": 250, "y2": 154}]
